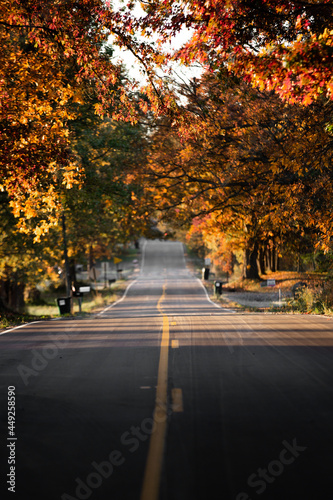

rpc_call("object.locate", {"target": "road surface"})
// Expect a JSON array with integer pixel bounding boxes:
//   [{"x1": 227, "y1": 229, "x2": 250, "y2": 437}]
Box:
[{"x1": 1, "y1": 240, "x2": 333, "y2": 500}]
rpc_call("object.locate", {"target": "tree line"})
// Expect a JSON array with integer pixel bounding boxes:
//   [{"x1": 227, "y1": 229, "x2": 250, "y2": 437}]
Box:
[
  {"x1": 1, "y1": 0, "x2": 332, "y2": 309},
  {"x1": 146, "y1": 71, "x2": 333, "y2": 278}
]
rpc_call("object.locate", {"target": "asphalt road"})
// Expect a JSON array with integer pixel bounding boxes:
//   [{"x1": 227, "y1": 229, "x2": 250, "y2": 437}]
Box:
[{"x1": 1, "y1": 240, "x2": 333, "y2": 500}]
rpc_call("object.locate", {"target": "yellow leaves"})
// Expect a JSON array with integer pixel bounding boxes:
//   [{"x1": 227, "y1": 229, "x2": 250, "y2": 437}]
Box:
[
  {"x1": 319, "y1": 28, "x2": 333, "y2": 42},
  {"x1": 72, "y1": 90, "x2": 84, "y2": 104},
  {"x1": 19, "y1": 116, "x2": 29, "y2": 125},
  {"x1": 10, "y1": 199, "x2": 37, "y2": 219},
  {"x1": 61, "y1": 163, "x2": 82, "y2": 189},
  {"x1": 94, "y1": 103, "x2": 104, "y2": 115},
  {"x1": 33, "y1": 222, "x2": 49, "y2": 242},
  {"x1": 11, "y1": 204, "x2": 20, "y2": 218}
]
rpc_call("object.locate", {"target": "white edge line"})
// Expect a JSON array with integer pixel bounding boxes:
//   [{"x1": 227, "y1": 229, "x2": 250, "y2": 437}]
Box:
[
  {"x1": 97, "y1": 279, "x2": 138, "y2": 316},
  {"x1": 98, "y1": 240, "x2": 148, "y2": 315},
  {"x1": 1, "y1": 243, "x2": 149, "y2": 333},
  {"x1": 196, "y1": 278, "x2": 221, "y2": 308},
  {"x1": 1, "y1": 275, "x2": 138, "y2": 334},
  {"x1": 0, "y1": 320, "x2": 47, "y2": 336},
  {"x1": 182, "y1": 244, "x2": 230, "y2": 310},
  {"x1": 196, "y1": 278, "x2": 235, "y2": 312},
  {"x1": 0, "y1": 315, "x2": 67, "y2": 336},
  {"x1": 1, "y1": 279, "x2": 138, "y2": 335}
]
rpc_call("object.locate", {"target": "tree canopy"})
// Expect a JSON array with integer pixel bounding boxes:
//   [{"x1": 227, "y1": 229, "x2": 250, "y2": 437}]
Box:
[
  {"x1": 2, "y1": 0, "x2": 333, "y2": 308},
  {"x1": 0, "y1": 0, "x2": 145, "y2": 236},
  {"x1": 132, "y1": 0, "x2": 333, "y2": 105},
  {"x1": 146, "y1": 71, "x2": 333, "y2": 277}
]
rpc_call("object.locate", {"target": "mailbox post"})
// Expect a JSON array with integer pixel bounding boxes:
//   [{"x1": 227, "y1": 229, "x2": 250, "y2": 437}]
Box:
[
  {"x1": 73, "y1": 286, "x2": 91, "y2": 314},
  {"x1": 73, "y1": 290, "x2": 84, "y2": 313}
]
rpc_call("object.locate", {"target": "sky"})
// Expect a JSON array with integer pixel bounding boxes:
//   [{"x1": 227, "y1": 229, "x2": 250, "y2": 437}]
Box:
[{"x1": 108, "y1": 0, "x2": 203, "y2": 84}]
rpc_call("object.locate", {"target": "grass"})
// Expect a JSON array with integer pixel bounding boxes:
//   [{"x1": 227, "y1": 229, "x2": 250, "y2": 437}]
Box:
[
  {"x1": 27, "y1": 283, "x2": 126, "y2": 316},
  {"x1": 185, "y1": 245, "x2": 333, "y2": 317},
  {"x1": 224, "y1": 270, "x2": 325, "y2": 292},
  {"x1": 0, "y1": 311, "x2": 43, "y2": 330},
  {"x1": 0, "y1": 245, "x2": 141, "y2": 332},
  {"x1": 202, "y1": 269, "x2": 333, "y2": 316},
  {"x1": 0, "y1": 281, "x2": 129, "y2": 331}
]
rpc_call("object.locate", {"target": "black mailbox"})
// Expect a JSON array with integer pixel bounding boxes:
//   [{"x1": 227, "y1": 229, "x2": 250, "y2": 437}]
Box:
[{"x1": 214, "y1": 281, "x2": 223, "y2": 295}]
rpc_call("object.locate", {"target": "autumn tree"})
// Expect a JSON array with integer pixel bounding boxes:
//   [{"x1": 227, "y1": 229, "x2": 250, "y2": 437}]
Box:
[
  {"x1": 0, "y1": 0, "x2": 153, "y2": 238},
  {"x1": 64, "y1": 86, "x2": 151, "y2": 274},
  {"x1": 146, "y1": 71, "x2": 333, "y2": 279},
  {"x1": 0, "y1": 0, "x2": 159, "y2": 309},
  {"x1": 0, "y1": 190, "x2": 63, "y2": 311},
  {"x1": 130, "y1": 0, "x2": 333, "y2": 105}
]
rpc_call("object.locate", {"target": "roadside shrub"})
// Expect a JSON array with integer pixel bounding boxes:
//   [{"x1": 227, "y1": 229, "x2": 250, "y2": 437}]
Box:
[
  {"x1": 320, "y1": 278, "x2": 333, "y2": 312},
  {"x1": 288, "y1": 279, "x2": 333, "y2": 314}
]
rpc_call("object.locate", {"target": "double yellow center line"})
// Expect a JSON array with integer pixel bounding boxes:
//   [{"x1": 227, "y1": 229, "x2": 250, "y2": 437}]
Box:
[{"x1": 140, "y1": 284, "x2": 170, "y2": 500}]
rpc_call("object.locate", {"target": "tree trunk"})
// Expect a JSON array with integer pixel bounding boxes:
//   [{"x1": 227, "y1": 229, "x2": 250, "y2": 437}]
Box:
[
  {"x1": 242, "y1": 240, "x2": 260, "y2": 280},
  {"x1": 0, "y1": 276, "x2": 25, "y2": 312},
  {"x1": 88, "y1": 244, "x2": 94, "y2": 274},
  {"x1": 258, "y1": 246, "x2": 266, "y2": 275},
  {"x1": 62, "y1": 213, "x2": 71, "y2": 297},
  {"x1": 271, "y1": 243, "x2": 276, "y2": 272},
  {"x1": 265, "y1": 247, "x2": 271, "y2": 273},
  {"x1": 70, "y1": 259, "x2": 77, "y2": 290}
]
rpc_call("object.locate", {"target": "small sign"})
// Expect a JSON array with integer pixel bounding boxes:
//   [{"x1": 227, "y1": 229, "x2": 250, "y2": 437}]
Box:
[
  {"x1": 204, "y1": 258, "x2": 211, "y2": 266},
  {"x1": 59, "y1": 299, "x2": 66, "y2": 306},
  {"x1": 114, "y1": 257, "x2": 122, "y2": 264},
  {"x1": 79, "y1": 286, "x2": 91, "y2": 293},
  {"x1": 89, "y1": 267, "x2": 101, "y2": 280},
  {"x1": 267, "y1": 279, "x2": 276, "y2": 287}
]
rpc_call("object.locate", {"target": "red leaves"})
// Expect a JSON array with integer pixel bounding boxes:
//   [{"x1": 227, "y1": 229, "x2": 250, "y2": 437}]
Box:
[{"x1": 130, "y1": 0, "x2": 333, "y2": 105}]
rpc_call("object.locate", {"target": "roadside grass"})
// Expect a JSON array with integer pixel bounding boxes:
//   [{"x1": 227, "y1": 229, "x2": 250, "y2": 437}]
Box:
[
  {"x1": 202, "y1": 270, "x2": 333, "y2": 316},
  {"x1": 0, "y1": 281, "x2": 129, "y2": 331},
  {"x1": 225, "y1": 270, "x2": 326, "y2": 293},
  {"x1": 0, "y1": 311, "x2": 42, "y2": 330},
  {"x1": 26, "y1": 283, "x2": 126, "y2": 316},
  {"x1": 185, "y1": 246, "x2": 333, "y2": 316},
  {"x1": 285, "y1": 281, "x2": 333, "y2": 316},
  {"x1": 0, "y1": 245, "x2": 141, "y2": 332}
]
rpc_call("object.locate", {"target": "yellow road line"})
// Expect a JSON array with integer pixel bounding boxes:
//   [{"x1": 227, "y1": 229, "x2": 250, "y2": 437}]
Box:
[{"x1": 140, "y1": 284, "x2": 170, "y2": 500}]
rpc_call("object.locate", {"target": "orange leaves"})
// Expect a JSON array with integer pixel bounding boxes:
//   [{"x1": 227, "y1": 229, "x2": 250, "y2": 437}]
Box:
[
  {"x1": 146, "y1": 67, "x2": 333, "y2": 256},
  {"x1": 0, "y1": 0, "x2": 149, "y2": 240}
]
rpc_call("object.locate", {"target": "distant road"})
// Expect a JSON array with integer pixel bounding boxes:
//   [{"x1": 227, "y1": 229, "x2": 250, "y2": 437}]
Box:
[{"x1": 1, "y1": 240, "x2": 333, "y2": 500}]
